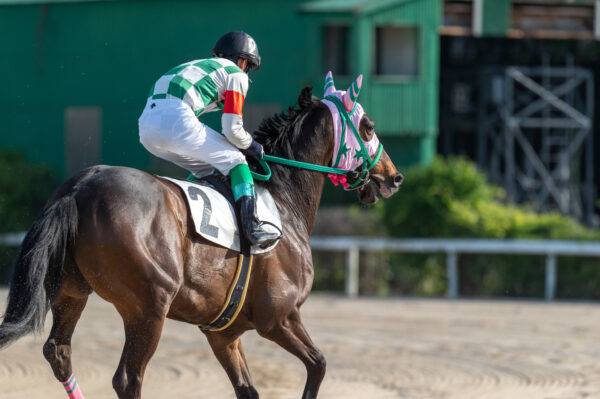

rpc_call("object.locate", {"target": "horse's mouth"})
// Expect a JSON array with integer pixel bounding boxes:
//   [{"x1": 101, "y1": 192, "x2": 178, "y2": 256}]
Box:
[
  {"x1": 358, "y1": 180, "x2": 379, "y2": 204},
  {"x1": 358, "y1": 175, "x2": 399, "y2": 204},
  {"x1": 370, "y1": 175, "x2": 398, "y2": 199}
]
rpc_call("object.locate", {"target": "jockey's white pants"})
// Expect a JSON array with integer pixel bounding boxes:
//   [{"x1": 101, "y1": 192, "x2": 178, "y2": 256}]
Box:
[{"x1": 138, "y1": 98, "x2": 246, "y2": 178}]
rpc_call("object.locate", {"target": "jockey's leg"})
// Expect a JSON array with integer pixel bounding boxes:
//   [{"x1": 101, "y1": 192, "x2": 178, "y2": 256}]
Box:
[
  {"x1": 230, "y1": 163, "x2": 281, "y2": 248},
  {"x1": 138, "y1": 98, "x2": 280, "y2": 247},
  {"x1": 140, "y1": 99, "x2": 241, "y2": 178}
]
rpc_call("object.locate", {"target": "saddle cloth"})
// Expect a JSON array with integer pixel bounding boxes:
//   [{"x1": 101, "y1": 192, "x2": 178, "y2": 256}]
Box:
[{"x1": 160, "y1": 176, "x2": 282, "y2": 254}]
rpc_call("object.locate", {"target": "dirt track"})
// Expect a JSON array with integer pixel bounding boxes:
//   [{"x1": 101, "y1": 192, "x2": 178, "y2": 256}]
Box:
[{"x1": 1, "y1": 289, "x2": 599, "y2": 398}]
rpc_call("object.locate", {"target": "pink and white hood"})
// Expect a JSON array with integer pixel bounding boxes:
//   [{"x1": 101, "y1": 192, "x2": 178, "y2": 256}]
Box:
[{"x1": 320, "y1": 72, "x2": 380, "y2": 188}]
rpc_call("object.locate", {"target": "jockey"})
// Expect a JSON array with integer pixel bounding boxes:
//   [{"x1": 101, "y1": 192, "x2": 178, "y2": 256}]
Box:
[{"x1": 138, "y1": 31, "x2": 281, "y2": 248}]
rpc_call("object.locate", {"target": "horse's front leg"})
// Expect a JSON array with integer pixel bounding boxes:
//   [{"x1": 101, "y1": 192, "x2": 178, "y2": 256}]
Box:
[
  {"x1": 204, "y1": 331, "x2": 259, "y2": 399},
  {"x1": 259, "y1": 309, "x2": 326, "y2": 399}
]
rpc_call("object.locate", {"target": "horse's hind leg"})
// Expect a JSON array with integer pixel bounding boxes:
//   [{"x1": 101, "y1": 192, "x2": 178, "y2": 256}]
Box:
[
  {"x1": 43, "y1": 257, "x2": 92, "y2": 398},
  {"x1": 205, "y1": 332, "x2": 259, "y2": 399},
  {"x1": 43, "y1": 293, "x2": 89, "y2": 397},
  {"x1": 112, "y1": 309, "x2": 167, "y2": 399},
  {"x1": 259, "y1": 310, "x2": 326, "y2": 399}
]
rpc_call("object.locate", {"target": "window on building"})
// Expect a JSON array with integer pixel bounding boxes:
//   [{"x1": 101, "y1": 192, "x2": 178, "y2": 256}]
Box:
[
  {"x1": 322, "y1": 25, "x2": 349, "y2": 75},
  {"x1": 376, "y1": 26, "x2": 419, "y2": 76}
]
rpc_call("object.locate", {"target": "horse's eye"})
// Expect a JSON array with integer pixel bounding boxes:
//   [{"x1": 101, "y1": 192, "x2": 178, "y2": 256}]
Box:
[{"x1": 359, "y1": 116, "x2": 375, "y2": 141}]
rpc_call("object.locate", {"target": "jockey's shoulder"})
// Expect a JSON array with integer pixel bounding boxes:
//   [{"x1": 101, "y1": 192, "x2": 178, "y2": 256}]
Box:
[
  {"x1": 177, "y1": 57, "x2": 241, "y2": 70},
  {"x1": 178, "y1": 57, "x2": 247, "y2": 84}
]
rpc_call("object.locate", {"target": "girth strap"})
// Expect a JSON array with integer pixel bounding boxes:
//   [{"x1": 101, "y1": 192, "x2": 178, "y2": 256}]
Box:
[{"x1": 198, "y1": 252, "x2": 253, "y2": 331}]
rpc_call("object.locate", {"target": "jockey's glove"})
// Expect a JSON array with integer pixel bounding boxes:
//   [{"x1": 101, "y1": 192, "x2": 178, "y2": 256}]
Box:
[{"x1": 241, "y1": 140, "x2": 264, "y2": 161}]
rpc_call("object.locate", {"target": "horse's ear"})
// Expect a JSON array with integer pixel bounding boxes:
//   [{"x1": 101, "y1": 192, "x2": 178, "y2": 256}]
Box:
[
  {"x1": 342, "y1": 74, "x2": 362, "y2": 112},
  {"x1": 324, "y1": 71, "x2": 336, "y2": 96}
]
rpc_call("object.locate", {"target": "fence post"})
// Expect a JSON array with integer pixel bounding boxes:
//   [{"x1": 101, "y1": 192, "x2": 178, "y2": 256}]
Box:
[
  {"x1": 446, "y1": 251, "x2": 458, "y2": 299},
  {"x1": 545, "y1": 254, "x2": 557, "y2": 301},
  {"x1": 345, "y1": 246, "x2": 359, "y2": 297}
]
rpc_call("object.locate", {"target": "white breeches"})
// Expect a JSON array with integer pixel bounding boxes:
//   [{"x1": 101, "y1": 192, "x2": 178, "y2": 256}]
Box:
[{"x1": 138, "y1": 98, "x2": 246, "y2": 178}]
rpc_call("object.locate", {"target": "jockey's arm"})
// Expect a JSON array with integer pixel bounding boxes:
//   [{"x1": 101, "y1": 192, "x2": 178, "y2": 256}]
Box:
[{"x1": 221, "y1": 73, "x2": 252, "y2": 149}]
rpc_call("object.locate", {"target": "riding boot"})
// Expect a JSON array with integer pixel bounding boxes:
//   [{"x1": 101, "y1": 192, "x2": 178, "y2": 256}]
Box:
[
  {"x1": 236, "y1": 195, "x2": 281, "y2": 248},
  {"x1": 230, "y1": 163, "x2": 282, "y2": 248}
]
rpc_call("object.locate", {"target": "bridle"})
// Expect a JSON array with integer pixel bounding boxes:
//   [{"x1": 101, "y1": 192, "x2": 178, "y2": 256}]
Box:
[{"x1": 251, "y1": 95, "x2": 383, "y2": 191}]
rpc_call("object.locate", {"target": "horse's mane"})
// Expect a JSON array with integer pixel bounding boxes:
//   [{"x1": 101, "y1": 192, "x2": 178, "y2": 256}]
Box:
[{"x1": 252, "y1": 86, "x2": 325, "y2": 192}]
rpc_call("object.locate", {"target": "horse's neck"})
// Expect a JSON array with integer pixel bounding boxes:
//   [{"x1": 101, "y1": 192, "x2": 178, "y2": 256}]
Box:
[
  {"x1": 266, "y1": 102, "x2": 334, "y2": 236},
  {"x1": 273, "y1": 168, "x2": 326, "y2": 237}
]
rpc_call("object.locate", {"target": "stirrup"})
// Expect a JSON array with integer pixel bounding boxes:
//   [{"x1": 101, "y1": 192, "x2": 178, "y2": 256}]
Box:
[
  {"x1": 246, "y1": 221, "x2": 282, "y2": 248},
  {"x1": 257, "y1": 220, "x2": 283, "y2": 237}
]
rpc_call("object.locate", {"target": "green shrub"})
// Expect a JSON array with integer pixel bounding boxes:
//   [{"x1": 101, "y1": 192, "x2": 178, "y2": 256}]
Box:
[
  {"x1": 0, "y1": 149, "x2": 58, "y2": 282},
  {"x1": 0, "y1": 149, "x2": 58, "y2": 233},
  {"x1": 379, "y1": 156, "x2": 600, "y2": 298},
  {"x1": 381, "y1": 156, "x2": 599, "y2": 240}
]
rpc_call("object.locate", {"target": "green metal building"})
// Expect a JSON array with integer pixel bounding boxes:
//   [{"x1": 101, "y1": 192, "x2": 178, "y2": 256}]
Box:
[
  {"x1": 301, "y1": 0, "x2": 441, "y2": 166},
  {"x1": 0, "y1": 0, "x2": 441, "y2": 179}
]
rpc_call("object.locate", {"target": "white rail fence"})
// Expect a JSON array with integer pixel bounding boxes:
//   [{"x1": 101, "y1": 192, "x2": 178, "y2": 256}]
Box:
[
  {"x1": 310, "y1": 236, "x2": 600, "y2": 300},
  {"x1": 3, "y1": 232, "x2": 600, "y2": 300},
  {"x1": 0, "y1": 232, "x2": 26, "y2": 247}
]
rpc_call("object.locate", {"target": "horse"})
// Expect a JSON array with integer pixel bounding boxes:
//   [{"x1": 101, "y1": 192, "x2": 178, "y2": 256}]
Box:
[{"x1": 0, "y1": 74, "x2": 402, "y2": 399}]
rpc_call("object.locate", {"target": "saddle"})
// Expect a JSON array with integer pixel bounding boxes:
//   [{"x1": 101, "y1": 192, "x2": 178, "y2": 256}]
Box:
[{"x1": 159, "y1": 175, "x2": 282, "y2": 254}]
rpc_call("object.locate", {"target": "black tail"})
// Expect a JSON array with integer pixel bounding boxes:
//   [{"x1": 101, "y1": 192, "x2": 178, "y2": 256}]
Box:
[{"x1": 0, "y1": 195, "x2": 78, "y2": 349}]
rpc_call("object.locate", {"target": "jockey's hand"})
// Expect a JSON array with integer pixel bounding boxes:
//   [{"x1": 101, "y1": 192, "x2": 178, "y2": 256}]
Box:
[{"x1": 241, "y1": 140, "x2": 264, "y2": 161}]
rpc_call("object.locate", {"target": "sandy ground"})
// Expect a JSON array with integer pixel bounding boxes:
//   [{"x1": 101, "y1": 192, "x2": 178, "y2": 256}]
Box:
[{"x1": 0, "y1": 289, "x2": 599, "y2": 399}]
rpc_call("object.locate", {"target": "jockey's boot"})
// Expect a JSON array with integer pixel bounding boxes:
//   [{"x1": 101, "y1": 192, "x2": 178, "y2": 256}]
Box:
[
  {"x1": 231, "y1": 163, "x2": 282, "y2": 248},
  {"x1": 236, "y1": 195, "x2": 281, "y2": 248}
]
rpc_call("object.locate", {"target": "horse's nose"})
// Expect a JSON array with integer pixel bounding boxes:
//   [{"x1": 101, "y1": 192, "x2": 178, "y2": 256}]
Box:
[{"x1": 393, "y1": 173, "x2": 404, "y2": 187}]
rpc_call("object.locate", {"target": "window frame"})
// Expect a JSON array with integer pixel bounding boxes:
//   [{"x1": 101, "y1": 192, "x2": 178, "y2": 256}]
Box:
[
  {"x1": 373, "y1": 24, "x2": 421, "y2": 82},
  {"x1": 321, "y1": 24, "x2": 352, "y2": 78}
]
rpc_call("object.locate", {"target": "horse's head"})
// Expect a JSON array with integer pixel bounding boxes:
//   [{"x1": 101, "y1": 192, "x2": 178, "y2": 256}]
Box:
[{"x1": 322, "y1": 72, "x2": 403, "y2": 205}]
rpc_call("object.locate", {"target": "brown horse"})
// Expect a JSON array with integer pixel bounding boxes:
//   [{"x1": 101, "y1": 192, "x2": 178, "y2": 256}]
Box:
[{"x1": 0, "y1": 84, "x2": 402, "y2": 399}]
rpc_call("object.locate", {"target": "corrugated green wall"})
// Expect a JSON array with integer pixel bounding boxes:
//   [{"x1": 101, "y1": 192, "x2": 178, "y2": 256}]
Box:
[
  {"x1": 0, "y1": 0, "x2": 440, "y2": 180},
  {"x1": 366, "y1": 0, "x2": 440, "y2": 140},
  {"x1": 306, "y1": 0, "x2": 441, "y2": 165},
  {"x1": 0, "y1": 0, "x2": 313, "y2": 177}
]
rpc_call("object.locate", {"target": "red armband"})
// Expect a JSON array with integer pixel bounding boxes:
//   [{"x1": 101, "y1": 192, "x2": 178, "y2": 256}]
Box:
[{"x1": 223, "y1": 90, "x2": 244, "y2": 116}]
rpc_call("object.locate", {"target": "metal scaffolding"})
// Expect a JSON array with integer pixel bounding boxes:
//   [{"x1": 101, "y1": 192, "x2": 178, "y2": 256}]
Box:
[{"x1": 477, "y1": 65, "x2": 596, "y2": 225}]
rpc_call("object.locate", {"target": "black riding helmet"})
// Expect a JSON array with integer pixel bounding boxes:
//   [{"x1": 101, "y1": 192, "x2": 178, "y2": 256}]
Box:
[{"x1": 212, "y1": 31, "x2": 261, "y2": 72}]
